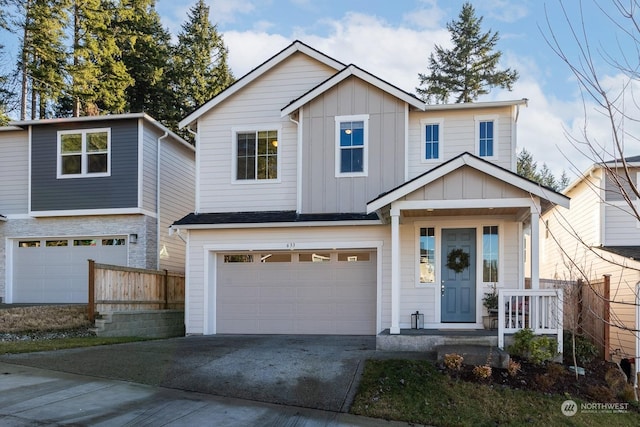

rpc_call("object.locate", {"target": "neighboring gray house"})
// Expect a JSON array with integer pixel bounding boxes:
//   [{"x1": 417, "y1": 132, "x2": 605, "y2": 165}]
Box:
[
  {"x1": 0, "y1": 113, "x2": 195, "y2": 303},
  {"x1": 172, "y1": 41, "x2": 569, "y2": 338}
]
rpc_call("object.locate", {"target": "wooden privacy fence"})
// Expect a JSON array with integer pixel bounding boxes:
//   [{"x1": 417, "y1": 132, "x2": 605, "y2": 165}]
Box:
[
  {"x1": 88, "y1": 259, "x2": 185, "y2": 321},
  {"x1": 534, "y1": 276, "x2": 610, "y2": 359}
]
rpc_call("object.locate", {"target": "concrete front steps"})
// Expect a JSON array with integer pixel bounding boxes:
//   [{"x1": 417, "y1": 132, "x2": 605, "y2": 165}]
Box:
[{"x1": 376, "y1": 329, "x2": 513, "y2": 369}]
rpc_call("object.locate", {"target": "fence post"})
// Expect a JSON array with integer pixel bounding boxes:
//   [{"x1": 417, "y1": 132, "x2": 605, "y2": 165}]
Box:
[
  {"x1": 603, "y1": 274, "x2": 611, "y2": 361},
  {"x1": 164, "y1": 270, "x2": 169, "y2": 309},
  {"x1": 88, "y1": 259, "x2": 95, "y2": 322}
]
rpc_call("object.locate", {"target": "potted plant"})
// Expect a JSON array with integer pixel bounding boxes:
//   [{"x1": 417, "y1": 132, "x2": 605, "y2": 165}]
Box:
[{"x1": 482, "y1": 284, "x2": 499, "y2": 329}]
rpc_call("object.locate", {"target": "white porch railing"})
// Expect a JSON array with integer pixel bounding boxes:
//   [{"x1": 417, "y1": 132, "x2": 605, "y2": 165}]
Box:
[{"x1": 498, "y1": 289, "x2": 564, "y2": 353}]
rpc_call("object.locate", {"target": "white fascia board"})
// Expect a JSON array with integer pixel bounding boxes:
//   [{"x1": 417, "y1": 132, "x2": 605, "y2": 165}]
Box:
[
  {"x1": 0, "y1": 126, "x2": 25, "y2": 132},
  {"x1": 390, "y1": 198, "x2": 537, "y2": 215},
  {"x1": 142, "y1": 114, "x2": 193, "y2": 151},
  {"x1": 423, "y1": 98, "x2": 529, "y2": 111},
  {"x1": 180, "y1": 41, "x2": 344, "y2": 129},
  {"x1": 29, "y1": 207, "x2": 157, "y2": 218},
  {"x1": 10, "y1": 112, "x2": 147, "y2": 127},
  {"x1": 367, "y1": 156, "x2": 467, "y2": 213},
  {"x1": 367, "y1": 153, "x2": 570, "y2": 214},
  {"x1": 172, "y1": 219, "x2": 383, "y2": 230},
  {"x1": 281, "y1": 65, "x2": 425, "y2": 117}
]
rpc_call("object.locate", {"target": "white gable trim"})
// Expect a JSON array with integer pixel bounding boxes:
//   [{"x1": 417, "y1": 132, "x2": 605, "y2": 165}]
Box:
[
  {"x1": 179, "y1": 41, "x2": 344, "y2": 129},
  {"x1": 367, "y1": 153, "x2": 570, "y2": 213},
  {"x1": 281, "y1": 64, "x2": 425, "y2": 117}
]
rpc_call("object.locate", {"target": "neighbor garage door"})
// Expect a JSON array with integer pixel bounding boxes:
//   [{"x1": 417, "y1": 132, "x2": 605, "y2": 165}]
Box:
[
  {"x1": 216, "y1": 250, "x2": 376, "y2": 335},
  {"x1": 12, "y1": 237, "x2": 128, "y2": 303}
]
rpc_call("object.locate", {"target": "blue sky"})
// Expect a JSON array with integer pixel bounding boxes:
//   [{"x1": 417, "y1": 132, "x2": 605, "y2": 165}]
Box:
[
  {"x1": 1, "y1": 0, "x2": 636, "y2": 180},
  {"x1": 155, "y1": 0, "x2": 639, "y2": 180}
]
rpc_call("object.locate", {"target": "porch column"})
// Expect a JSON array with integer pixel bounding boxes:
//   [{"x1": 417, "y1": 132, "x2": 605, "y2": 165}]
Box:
[
  {"x1": 390, "y1": 209, "x2": 400, "y2": 334},
  {"x1": 530, "y1": 209, "x2": 540, "y2": 289}
]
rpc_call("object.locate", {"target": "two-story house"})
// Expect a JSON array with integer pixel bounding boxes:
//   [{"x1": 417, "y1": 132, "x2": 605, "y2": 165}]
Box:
[
  {"x1": 540, "y1": 157, "x2": 639, "y2": 382},
  {"x1": 172, "y1": 41, "x2": 569, "y2": 339},
  {"x1": 0, "y1": 113, "x2": 195, "y2": 304}
]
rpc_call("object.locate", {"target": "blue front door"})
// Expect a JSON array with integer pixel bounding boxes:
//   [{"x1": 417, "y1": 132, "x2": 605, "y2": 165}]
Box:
[{"x1": 441, "y1": 228, "x2": 476, "y2": 323}]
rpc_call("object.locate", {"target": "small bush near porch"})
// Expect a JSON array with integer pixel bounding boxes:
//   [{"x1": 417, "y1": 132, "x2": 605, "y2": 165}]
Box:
[{"x1": 351, "y1": 359, "x2": 638, "y2": 426}]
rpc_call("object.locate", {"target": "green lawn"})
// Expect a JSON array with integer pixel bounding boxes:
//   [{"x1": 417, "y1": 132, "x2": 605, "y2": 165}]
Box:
[{"x1": 350, "y1": 359, "x2": 638, "y2": 427}]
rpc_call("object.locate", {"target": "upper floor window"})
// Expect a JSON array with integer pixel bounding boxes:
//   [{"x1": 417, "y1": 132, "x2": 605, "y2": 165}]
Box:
[
  {"x1": 475, "y1": 115, "x2": 497, "y2": 159},
  {"x1": 420, "y1": 118, "x2": 443, "y2": 162},
  {"x1": 57, "y1": 128, "x2": 110, "y2": 178},
  {"x1": 234, "y1": 129, "x2": 279, "y2": 181},
  {"x1": 335, "y1": 114, "x2": 368, "y2": 176}
]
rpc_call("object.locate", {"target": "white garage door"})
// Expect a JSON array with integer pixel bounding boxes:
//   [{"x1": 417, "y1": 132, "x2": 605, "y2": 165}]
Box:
[
  {"x1": 12, "y1": 237, "x2": 128, "y2": 303},
  {"x1": 216, "y1": 250, "x2": 376, "y2": 335}
]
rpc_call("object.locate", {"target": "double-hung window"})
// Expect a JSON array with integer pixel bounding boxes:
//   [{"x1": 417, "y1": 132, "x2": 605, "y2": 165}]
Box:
[
  {"x1": 335, "y1": 115, "x2": 368, "y2": 176},
  {"x1": 235, "y1": 129, "x2": 279, "y2": 181},
  {"x1": 57, "y1": 129, "x2": 110, "y2": 178},
  {"x1": 476, "y1": 115, "x2": 497, "y2": 159},
  {"x1": 420, "y1": 118, "x2": 443, "y2": 162}
]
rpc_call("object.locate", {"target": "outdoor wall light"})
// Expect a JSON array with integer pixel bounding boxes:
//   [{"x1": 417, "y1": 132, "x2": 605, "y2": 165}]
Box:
[{"x1": 129, "y1": 234, "x2": 138, "y2": 244}]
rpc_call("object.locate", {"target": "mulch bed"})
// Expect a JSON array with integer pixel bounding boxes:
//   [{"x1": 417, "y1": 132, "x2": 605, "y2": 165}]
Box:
[{"x1": 442, "y1": 357, "x2": 639, "y2": 408}]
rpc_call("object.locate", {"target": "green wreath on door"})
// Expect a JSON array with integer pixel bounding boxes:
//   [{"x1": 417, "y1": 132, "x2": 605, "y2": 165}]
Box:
[{"x1": 446, "y1": 248, "x2": 470, "y2": 273}]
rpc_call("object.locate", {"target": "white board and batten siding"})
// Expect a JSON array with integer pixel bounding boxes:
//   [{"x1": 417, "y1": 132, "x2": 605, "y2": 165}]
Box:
[
  {"x1": 407, "y1": 107, "x2": 516, "y2": 180},
  {"x1": 184, "y1": 225, "x2": 388, "y2": 335},
  {"x1": 301, "y1": 78, "x2": 407, "y2": 214},
  {"x1": 196, "y1": 53, "x2": 338, "y2": 213}
]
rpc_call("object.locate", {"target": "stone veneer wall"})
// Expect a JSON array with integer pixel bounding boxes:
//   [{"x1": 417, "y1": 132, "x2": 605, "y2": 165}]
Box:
[{"x1": 94, "y1": 310, "x2": 185, "y2": 338}]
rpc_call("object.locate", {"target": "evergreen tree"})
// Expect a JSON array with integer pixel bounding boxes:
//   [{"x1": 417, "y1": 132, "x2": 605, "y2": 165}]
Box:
[
  {"x1": 113, "y1": 0, "x2": 172, "y2": 118},
  {"x1": 516, "y1": 148, "x2": 568, "y2": 191},
  {"x1": 18, "y1": 0, "x2": 69, "y2": 119},
  {"x1": 69, "y1": 0, "x2": 132, "y2": 116},
  {"x1": 0, "y1": 0, "x2": 14, "y2": 123},
  {"x1": 416, "y1": 2, "x2": 518, "y2": 103},
  {"x1": 168, "y1": 0, "x2": 234, "y2": 128}
]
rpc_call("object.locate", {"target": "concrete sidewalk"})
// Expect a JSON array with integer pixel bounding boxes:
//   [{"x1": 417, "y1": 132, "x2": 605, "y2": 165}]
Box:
[{"x1": 0, "y1": 361, "x2": 417, "y2": 426}]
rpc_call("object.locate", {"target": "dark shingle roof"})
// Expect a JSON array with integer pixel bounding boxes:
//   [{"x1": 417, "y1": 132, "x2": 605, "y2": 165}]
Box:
[
  {"x1": 173, "y1": 210, "x2": 380, "y2": 226},
  {"x1": 599, "y1": 246, "x2": 640, "y2": 260}
]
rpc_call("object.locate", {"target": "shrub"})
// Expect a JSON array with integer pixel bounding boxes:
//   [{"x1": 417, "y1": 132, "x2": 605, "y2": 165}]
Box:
[
  {"x1": 545, "y1": 363, "x2": 565, "y2": 381},
  {"x1": 507, "y1": 360, "x2": 521, "y2": 377},
  {"x1": 563, "y1": 331, "x2": 598, "y2": 366},
  {"x1": 533, "y1": 373, "x2": 555, "y2": 392},
  {"x1": 509, "y1": 328, "x2": 558, "y2": 365},
  {"x1": 472, "y1": 365, "x2": 492, "y2": 380},
  {"x1": 443, "y1": 353, "x2": 463, "y2": 371}
]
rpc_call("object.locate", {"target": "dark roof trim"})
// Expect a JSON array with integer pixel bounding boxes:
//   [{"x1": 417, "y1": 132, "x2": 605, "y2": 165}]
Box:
[
  {"x1": 597, "y1": 246, "x2": 640, "y2": 261},
  {"x1": 173, "y1": 211, "x2": 380, "y2": 227}
]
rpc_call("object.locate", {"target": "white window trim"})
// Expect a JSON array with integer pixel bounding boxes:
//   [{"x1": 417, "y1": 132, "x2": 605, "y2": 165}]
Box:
[
  {"x1": 57, "y1": 128, "x2": 111, "y2": 179},
  {"x1": 415, "y1": 224, "x2": 439, "y2": 288},
  {"x1": 481, "y1": 223, "x2": 503, "y2": 286},
  {"x1": 420, "y1": 118, "x2": 444, "y2": 164},
  {"x1": 474, "y1": 114, "x2": 498, "y2": 160},
  {"x1": 335, "y1": 114, "x2": 369, "y2": 177},
  {"x1": 231, "y1": 124, "x2": 282, "y2": 184}
]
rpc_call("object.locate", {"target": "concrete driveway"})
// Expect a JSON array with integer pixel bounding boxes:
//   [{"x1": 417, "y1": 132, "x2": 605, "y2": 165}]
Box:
[{"x1": 0, "y1": 335, "x2": 431, "y2": 413}]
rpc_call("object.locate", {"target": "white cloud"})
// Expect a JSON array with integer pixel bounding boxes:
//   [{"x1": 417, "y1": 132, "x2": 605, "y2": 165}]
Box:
[{"x1": 221, "y1": 7, "x2": 602, "y2": 183}]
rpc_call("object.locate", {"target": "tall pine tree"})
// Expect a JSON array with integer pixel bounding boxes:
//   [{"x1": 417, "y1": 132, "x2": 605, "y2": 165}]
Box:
[
  {"x1": 0, "y1": 0, "x2": 14, "y2": 123},
  {"x1": 416, "y1": 2, "x2": 518, "y2": 104},
  {"x1": 18, "y1": 0, "x2": 69, "y2": 119},
  {"x1": 168, "y1": 0, "x2": 233, "y2": 127},
  {"x1": 68, "y1": 0, "x2": 132, "y2": 116},
  {"x1": 113, "y1": 0, "x2": 172, "y2": 119}
]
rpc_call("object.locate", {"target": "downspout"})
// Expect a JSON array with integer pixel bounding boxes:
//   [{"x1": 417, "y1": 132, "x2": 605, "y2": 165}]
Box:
[
  {"x1": 157, "y1": 131, "x2": 169, "y2": 269},
  {"x1": 289, "y1": 109, "x2": 302, "y2": 213}
]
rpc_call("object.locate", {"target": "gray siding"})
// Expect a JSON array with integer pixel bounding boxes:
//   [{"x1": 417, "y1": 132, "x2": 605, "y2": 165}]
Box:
[
  {"x1": 31, "y1": 119, "x2": 139, "y2": 211},
  {"x1": 604, "y1": 167, "x2": 638, "y2": 202},
  {"x1": 142, "y1": 122, "x2": 159, "y2": 212},
  {"x1": 301, "y1": 77, "x2": 406, "y2": 213},
  {"x1": 0, "y1": 129, "x2": 29, "y2": 214}
]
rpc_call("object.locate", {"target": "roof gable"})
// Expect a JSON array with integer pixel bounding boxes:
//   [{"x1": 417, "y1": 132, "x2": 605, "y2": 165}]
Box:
[
  {"x1": 280, "y1": 64, "x2": 425, "y2": 117},
  {"x1": 367, "y1": 152, "x2": 570, "y2": 213},
  {"x1": 179, "y1": 40, "x2": 345, "y2": 129}
]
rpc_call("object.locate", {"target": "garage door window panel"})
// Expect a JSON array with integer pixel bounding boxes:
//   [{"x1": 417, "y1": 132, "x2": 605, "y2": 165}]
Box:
[
  {"x1": 299, "y1": 253, "x2": 331, "y2": 262},
  {"x1": 19, "y1": 240, "x2": 41, "y2": 248},
  {"x1": 46, "y1": 240, "x2": 68, "y2": 247}
]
